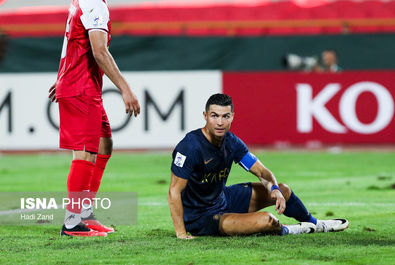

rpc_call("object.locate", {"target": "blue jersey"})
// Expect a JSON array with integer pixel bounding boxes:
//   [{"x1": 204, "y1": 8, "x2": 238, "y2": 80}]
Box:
[{"x1": 171, "y1": 129, "x2": 254, "y2": 223}]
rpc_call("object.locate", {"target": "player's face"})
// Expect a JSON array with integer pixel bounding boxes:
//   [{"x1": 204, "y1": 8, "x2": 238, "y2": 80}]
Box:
[{"x1": 204, "y1": 105, "x2": 234, "y2": 138}]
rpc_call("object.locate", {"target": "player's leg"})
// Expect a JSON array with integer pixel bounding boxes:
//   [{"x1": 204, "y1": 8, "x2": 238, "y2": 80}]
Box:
[
  {"x1": 58, "y1": 95, "x2": 106, "y2": 237},
  {"x1": 220, "y1": 212, "x2": 281, "y2": 235},
  {"x1": 249, "y1": 182, "x2": 315, "y2": 221},
  {"x1": 219, "y1": 212, "x2": 315, "y2": 236},
  {"x1": 81, "y1": 100, "x2": 114, "y2": 233},
  {"x1": 87, "y1": 100, "x2": 113, "y2": 199},
  {"x1": 249, "y1": 182, "x2": 317, "y2": 222},
  {"x1": 249, "y1": 182, "x2": 348, "y2": 232},
  {"x1": 248, "y1": 183, "x2": 291, "y2": 212},
  {"x1": 94, "y1": 101, "x2": 113, "y2": 195},
  {"x1": 90, "y1": 137, "x2": 112, "y2": 195},
  {"x1": 220, "y1": 183, "x2": 315, "y2": 236}
]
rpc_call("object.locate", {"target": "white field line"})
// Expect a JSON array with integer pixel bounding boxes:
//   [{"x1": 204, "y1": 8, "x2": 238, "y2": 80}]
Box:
[{"x1": 1, "y1": 201, "x2": 394, "y2": 216}]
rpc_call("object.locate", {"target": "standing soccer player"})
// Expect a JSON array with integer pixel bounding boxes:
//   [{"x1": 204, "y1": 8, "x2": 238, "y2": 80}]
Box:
[{"x1": 49, "y1": 0, "x2": 140, "y2": 237}]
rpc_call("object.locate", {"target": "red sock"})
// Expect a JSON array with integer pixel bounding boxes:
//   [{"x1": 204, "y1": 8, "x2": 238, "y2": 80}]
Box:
[
  {"x1": 90, "y1": 154, "x2": 111, "y2": 197},
  {"x1": 66, "y1": 160, "x2": 95, "y2": 213}
]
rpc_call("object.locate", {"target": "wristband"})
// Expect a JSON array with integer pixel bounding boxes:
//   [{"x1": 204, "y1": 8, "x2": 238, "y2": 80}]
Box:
[{"x1": 271, "y1": 185, "x2": 281, "y2": 193}]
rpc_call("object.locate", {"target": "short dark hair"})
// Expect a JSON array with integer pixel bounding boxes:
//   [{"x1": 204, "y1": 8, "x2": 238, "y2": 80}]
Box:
[{"x1": 205, "y1": 93, "x2": 234, "y2": 112}]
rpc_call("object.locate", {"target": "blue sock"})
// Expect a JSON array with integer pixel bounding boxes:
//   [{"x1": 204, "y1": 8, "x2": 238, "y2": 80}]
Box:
[{"x1": 283, "y1": 191, "x2": 317, "y2": 224}]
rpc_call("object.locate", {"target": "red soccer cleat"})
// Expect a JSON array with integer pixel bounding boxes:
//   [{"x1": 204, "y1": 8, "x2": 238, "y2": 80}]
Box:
[
  {"x1": 60, "y1": 222, "x2": 107, "y2": 237},
  {"x1": 82, "y1": 219, "x2": 115, "y2": 233}
]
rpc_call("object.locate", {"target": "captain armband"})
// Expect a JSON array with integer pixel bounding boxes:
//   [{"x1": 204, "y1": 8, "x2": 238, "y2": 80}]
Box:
[{"x1": 239, "y1": 152, "x2": 258, "y2": 171}]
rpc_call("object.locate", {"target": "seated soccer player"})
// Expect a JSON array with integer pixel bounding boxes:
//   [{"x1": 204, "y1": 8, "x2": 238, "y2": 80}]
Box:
[{"x1": 168, "y1": 94, "x2": 348, "y2": 239}]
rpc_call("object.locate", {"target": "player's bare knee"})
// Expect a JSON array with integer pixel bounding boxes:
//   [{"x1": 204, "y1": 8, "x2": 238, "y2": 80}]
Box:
[
  {"x1": 255, "y1": 212, "x2": 278, "y2": 230},
  {"x1": 278, "y1": 183, "x2": 291, "y2": 200},
  {"x1": 86, "y1": 152, "x2": 96, "y2": 163},
  {"x1": 73, "y1": 150, "x2": 96, "y2": 162},
  {"x1": 265, "y1": 212, "x2": 275, "y2": 225},
  {"x1": 266, "y1": 212, "x2": 282, "y2": 230}
]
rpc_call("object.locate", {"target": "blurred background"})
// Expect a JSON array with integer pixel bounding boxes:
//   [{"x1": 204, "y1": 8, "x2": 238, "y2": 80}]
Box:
[{"x1": 0, "y1": 0, "x2": 394, "y2": 151}]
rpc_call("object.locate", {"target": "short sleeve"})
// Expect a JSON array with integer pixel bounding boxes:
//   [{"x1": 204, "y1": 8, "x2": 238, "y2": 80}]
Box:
[
  {"x1": 231, "y1": 133, "x2": 249, "y2": 163},
  {"x1": 230, "y1": 133, "x2": 258, "y2": 171},
  {"x1": 171, "y1": 138, "x2": 199, "y2": 180},
  {"x1": 80, "y1": 0, "x2": 109, "y2": 31}
]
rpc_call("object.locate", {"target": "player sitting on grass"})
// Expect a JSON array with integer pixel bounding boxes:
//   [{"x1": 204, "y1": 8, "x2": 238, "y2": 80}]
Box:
[{"x1": 168, "y1": 93, "x2": 349, "y2": 239}]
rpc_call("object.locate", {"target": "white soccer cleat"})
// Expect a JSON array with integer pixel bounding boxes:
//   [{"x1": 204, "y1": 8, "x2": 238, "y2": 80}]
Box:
[
  {"x1": 285, "y1": 222, "x2": 316, "y2": 234},
  {"x1": 316, "y1": 219, "x2": 349, "y2": 232}
]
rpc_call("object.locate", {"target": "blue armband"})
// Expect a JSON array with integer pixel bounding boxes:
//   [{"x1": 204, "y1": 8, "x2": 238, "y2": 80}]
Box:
[
  {"x1": 239, "y1": 152, "x2": 258, "y2": 171},
  {"x1": 271, "y1": 185, "x2": 281, "y2": 193}
]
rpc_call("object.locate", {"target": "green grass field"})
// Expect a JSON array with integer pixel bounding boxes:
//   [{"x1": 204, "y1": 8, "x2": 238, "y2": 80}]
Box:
[{"x1": 0, "y1": 151, "x2": 394, "y2": 264}]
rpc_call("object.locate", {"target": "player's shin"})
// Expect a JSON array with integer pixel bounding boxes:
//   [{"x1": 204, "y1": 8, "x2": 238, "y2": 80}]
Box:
[
  {"x1": 81, "y1": 154, "x2": 114, "y2": 233},
  {"x1": 90, "y1": 154, "x2": 111, "y2": 196},
  {"x1": 65, "y1": 160, "x2": 95, "y2": 229},
  {"x1": 283, "y1": 191, "x2": 317, "y2": 225},
  {"x1": 82, "y1": 154, "x2": 111, "y2": 218}
]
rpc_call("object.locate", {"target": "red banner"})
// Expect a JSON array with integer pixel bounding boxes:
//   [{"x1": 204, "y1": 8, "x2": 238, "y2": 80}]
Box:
[
  {"x1": 1, "y1": 1, "x2": 395, "y2": 37},
  {"x1": 223, "y1": 71, "x2": 395, "y2": 145}
]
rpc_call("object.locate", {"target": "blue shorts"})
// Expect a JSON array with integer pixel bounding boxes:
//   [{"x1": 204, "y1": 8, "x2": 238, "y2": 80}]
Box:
[{"x1": 185, "y1": 182, "x2": 252, "y2": 236}]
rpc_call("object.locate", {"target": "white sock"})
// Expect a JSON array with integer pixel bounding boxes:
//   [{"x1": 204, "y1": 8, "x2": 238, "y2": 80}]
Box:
[
  {"x1": 81, "y1": 204, "x2": 93, "y2": 219},
  {"x1": 80, "y1": 190, "x2": 93, "y2": 219},
  {"x1": 64, "y1": 210, "x2": 81, "y2": 229}
]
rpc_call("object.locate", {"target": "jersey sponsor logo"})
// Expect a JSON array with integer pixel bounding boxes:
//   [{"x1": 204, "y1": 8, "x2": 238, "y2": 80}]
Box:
[
  {"x1": 201, "y1": 168, "x2": 229, "y2": 183},
  {"x1": 204, "y1": 158, "x2": 214, "y2": 164},
  {"x1": 174, "y1": 152, "x2": 186, "y2": 168}
]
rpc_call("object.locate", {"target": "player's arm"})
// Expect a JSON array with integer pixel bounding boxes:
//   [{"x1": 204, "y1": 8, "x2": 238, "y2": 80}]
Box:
[
  {"x1": 249, "y1": 159, "x2": 286, "y2": 215},
  {"x1": 168, "y1": 172, "x2": 194, "y2": 239},
  {"x1": 89, "y1": 30, "x2": 140, "y2": 117}
]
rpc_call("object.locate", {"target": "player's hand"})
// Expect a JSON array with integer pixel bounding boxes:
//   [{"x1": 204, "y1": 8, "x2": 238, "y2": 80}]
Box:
[
  {"x1": 122, "y1": 89, "x2": 140, "y2": 117},
  {"x1": 176, "y1": 232, "x2": 195, "y2": 240},
  {"x1": 271, "y1": 189, "x2": 286, "y2": 215},
  {"x1": 48, "y1": 83, "x2": 57, "y2": 103}
]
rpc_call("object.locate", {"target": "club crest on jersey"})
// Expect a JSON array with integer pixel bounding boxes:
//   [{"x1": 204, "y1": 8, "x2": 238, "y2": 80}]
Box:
[{"x1": 174, "y1": 152, "x2": 187, "y2": 168}]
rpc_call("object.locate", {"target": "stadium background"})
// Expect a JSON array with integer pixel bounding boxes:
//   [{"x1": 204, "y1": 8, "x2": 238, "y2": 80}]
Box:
[{"x1": 1, "y1": 0, "x2": 395, "y2": 150}]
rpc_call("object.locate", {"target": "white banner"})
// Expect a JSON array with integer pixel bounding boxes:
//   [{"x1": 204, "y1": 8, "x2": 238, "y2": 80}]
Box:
[{"x1": 0, "y1": 71, "x2": 221, "y2": 150}]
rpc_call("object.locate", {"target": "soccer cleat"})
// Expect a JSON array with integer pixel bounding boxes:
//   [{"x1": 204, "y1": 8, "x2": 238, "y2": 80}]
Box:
[
  {"x1": 81, "y1": 213, "x2": 114, "y2": 233},
  {"x1": 81, "y1": 219, "x2": 114, "y2": 233},
  {"x1": 316, "y1": 219, "x2": 349, "y2": 232},
  {"x1": 60, "y1": 222, "x2": 107, "y2": 237},
  {"x1": 285, "y1": 222, "x2": 316, "y2": 234}
]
